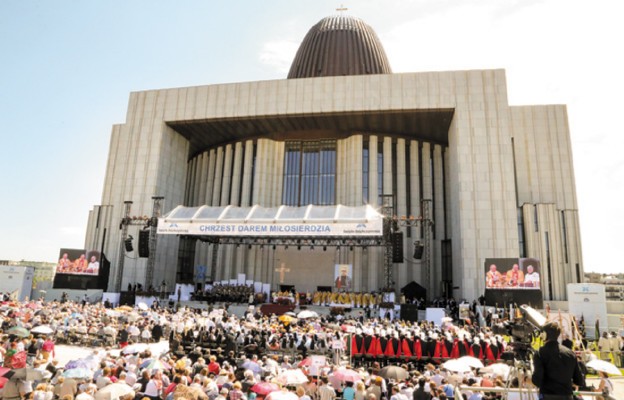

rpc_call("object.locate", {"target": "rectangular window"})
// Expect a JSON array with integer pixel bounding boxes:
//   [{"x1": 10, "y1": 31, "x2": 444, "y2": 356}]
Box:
[
  {"x1": 282, "y1": 140, "x2": 336, "y2": 206},
  {"x1": 362, "y1": 143, "x2": 369, "y2": 204}
]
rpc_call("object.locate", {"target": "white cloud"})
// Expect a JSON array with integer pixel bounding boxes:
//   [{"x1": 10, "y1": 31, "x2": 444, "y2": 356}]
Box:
[{"x1": 259, "y1": 40, "x2": 299, "y2": 73}]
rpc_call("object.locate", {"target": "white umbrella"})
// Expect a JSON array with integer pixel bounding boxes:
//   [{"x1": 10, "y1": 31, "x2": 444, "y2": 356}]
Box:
[
  {"x1": 122, "y1": 343, "x2": 148, "y2": 355},
  {"x1": 297, "y1": 310, "x2": 319, "y2": 319},
  {"x1": 586, "y1": 359, "x2": 622, "y2": 376},
  {"x1": 267, "y1": 390, "x2": 299, "y2": 400},
  {"x1": 442, "y1": 359, "x2": 471, "y2": 373},
  {"x1": 277, "y1": 369, "x2": 308, "y2": 385},
  {"x1": 137, "y1": 302, "x2": 148, "y2": 311},
  {"x1": 480, "y1": 363, "x2": 511, "y2": 379},
  {"x1": 95, "y1": 382, "x2": 135, "y2": 400},
  {"x1": 458, "y1": 356, "x2": 485, "y2": 370},
  {"x1": 31, "y1": 325, "x2": 54, "y2": 335}
]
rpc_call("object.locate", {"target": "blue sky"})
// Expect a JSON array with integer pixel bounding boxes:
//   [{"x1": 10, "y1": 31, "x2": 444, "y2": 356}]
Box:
[{"x1": 1, "y1": 0, "x2": 622, "y2": 274}]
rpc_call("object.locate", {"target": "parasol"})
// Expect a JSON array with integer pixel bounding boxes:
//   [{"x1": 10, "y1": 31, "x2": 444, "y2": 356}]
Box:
[
  {"x1": 586, "y1": 359, "x2": 622, "y2": 376},
  {"x1": 250, "y1": 382, "x2": 281, "y2": 395},
  {"x1": 276, "y1": 369, "x2": 309, "y2": 385},
  {"x1": 378, "y1": 365, "x2": 409, "y2": 381}
]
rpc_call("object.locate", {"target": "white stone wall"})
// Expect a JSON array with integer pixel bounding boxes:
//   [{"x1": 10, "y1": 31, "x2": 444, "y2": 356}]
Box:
[
  {"x1": 86, "y1": 69, "x2": 581, "y2": 301},
  {"x1": 512, "y1": 105, "x2": 583, "y2": 300}
]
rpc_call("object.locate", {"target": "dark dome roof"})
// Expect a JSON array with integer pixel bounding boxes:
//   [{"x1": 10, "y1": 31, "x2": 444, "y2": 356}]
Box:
[{"x1": 287, "y1": 15, "x2": 392, "y2": 79}]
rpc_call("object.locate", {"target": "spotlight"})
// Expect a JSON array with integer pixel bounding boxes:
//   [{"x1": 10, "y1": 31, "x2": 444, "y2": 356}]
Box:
[
  {"x1": 350, "y1": 245, "x2": 354, "y2": 251},
  {"x1": 323, "y1": 246, "x2": 327, "y2": 251},
  {"x1": 297, "y1": 245, "x2": 301, "y2": 250}
]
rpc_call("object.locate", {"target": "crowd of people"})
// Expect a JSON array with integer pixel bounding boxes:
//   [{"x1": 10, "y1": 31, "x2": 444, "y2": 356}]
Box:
[
  {"x1": 192, "y1": 285, "x2": 255, "y2": 305},
  {"x1": 0, "y1": 295, "x2": 619, "y2": 400}
]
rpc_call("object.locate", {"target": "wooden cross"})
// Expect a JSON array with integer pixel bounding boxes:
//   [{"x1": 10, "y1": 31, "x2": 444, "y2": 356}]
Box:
[
  {"x1": 336, "y1": 4, "x2": 348, "y2": 13},
  {"x1": 275, "y1": 263, "x2": 291, "y2": 283}
]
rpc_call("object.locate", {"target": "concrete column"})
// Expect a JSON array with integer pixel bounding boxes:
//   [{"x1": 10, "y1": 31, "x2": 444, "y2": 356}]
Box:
[
  {"x1": 212, "y1": 147, "x2": 224, "y2": 206},
  {"x1": 197, "y1": 152, "x2": 209, "y2": 206},
  {"x1": 205, "y1": 149, "x2": 216, "y2": 206},
  {"x1": 241, "y1": 140, "x2": 254, "y2": 207},
  {"x1": 220, "y1": 144, "x2": 233, "y2": 206},
  {"x1": 433, "y1": 144, "x2": 445, "y2": 298}
]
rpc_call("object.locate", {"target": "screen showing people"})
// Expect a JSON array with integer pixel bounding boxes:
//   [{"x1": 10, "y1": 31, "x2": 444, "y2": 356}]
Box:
[
  {"x1": 334, "y1": 264, "x2": 353, "y2": 291},
  {"x1": 485, "y1": 257, "x2": 540, "y2": 289},
  {"x1": 56, "y1": 248, "x2": 101, "y2": 275}
]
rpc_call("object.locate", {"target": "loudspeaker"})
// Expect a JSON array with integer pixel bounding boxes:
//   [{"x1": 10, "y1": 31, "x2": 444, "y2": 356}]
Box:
[
  {"x1": 413, "y1": 241, "x2": 424, "y2": 259},
  {"x1": 138, "y1": 230, "x2": 150, "y2": 258},
  {"x1": 400, "y1": 304, "x2": 419, "y2": 322},
  {"x1": 392, "y1": 232, "x2": 404, "y2": 263},
  {"x1": 124, "y1": 236, "x2": 134, "y2": 252}
]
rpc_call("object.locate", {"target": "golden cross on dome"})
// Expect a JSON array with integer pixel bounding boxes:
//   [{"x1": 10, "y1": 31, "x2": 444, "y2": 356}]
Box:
[{"x1": 336, "y1": 4, "x2": 348, "y2": 13}]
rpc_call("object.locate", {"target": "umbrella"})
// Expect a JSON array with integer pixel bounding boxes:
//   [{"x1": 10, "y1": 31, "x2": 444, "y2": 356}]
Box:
[
  {"x1": 122, "y1": 343, "x2": 149, "y2": 354},
  {"x1": 10, "y1": 351, "x2": 27, "y2": 369},
  {"x1": 441, "y1": 359, "x2": 471, "y2": 373},
  {"x1": 63, "y1": 367, "x2": 93, "y2": 379},
  {"x1": 297, "y1": 310, "x2": 319, "y2": 319},
  {"x1": 95, "y1": 382, "x2": 135, "y2": 400},
  {"x1": 267, "y1": 390, "x2": 299, "y2": 400},
  {"x1": 298, "y1": 356, "x2": 327, "y2": 367},
  {"x1": 137, "y1": 302, "x2": 148, "y2": 311},
  {"x1": 378, "y1": 365, "x2": 409, "y2": 381},
  {"x1": 141, "y1": 359, "x2": 171, "y2": 371},
  {"x1": 7, "y1": 326, "x2": 30, "y2": 337},
  {"x1": 250, "y1": 382, "x2": 281, "y2": 395},
  {"x1": 458, "y1": 356, "x2": 485, "y2": 370},
  {"x1": 278, "y1": 315, "x2": 297, "y2": 324},
  {"x1": 284, "y1": 311, "x2": 297, "y2": 317},
  {"x1": 586, "y1": 359, "x2": 622, "y2": 376},
  {"x1": 241, "y1": 360, "x2": 262, "y2": 375},
  {"x1": 277, "y1": 369, "x2": 309, "y2": 385},
  {"x1": 65, "y1": 359, "x2": 92, "y2": 370},
  {"x1": 31, "y1": 325, "x2": 54, "y2": 335},
  {"x1": 480, "y1": 363, "x2": 511, "y2": 379},
  {"x1": 331, "y1": 368, "x2": 362, "y2": 382}
]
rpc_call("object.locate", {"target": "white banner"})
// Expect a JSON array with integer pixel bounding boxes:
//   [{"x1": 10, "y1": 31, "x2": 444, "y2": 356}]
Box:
[
  {"x1": 157, "y1": 220, "x2": 383, "y2": 237},
  {"x1": 567, "y1": 283, "x2": 608, "y2": 340}
]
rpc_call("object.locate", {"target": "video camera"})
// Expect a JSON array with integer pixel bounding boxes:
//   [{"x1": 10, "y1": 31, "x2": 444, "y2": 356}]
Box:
[{"x1": 492, "y1": 305, "x2": 546, "y2": 362}]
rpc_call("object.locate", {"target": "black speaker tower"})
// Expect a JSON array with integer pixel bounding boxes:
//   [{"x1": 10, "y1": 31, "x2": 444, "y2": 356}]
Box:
[
  {"x1": 138, "y1": 229, "x2": 150, "y2": 258},
  {"x1": 392, "y1": 232, "x2": 404, "y2": 263}
]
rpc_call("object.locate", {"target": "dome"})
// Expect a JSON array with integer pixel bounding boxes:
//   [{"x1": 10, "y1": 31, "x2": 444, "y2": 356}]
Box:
[{"x1": 287, "y1": 14, "x2": 392, "y2": 79}]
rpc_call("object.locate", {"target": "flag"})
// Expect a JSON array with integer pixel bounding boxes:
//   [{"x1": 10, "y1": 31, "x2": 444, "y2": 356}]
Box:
[{"x1": 595, "y1": 318, "x2": 600, "y2": 340}]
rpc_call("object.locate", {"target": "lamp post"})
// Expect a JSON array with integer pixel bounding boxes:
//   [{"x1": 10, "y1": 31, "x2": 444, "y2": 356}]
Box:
[{"x1": 393, "y1": 199, "x2": 434, "y2": 297}]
